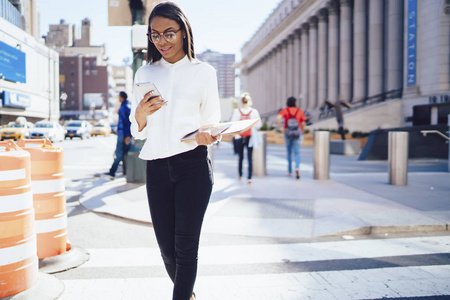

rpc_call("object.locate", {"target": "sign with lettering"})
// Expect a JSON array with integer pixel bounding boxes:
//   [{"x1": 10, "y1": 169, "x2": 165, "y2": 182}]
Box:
[
  {"x1": 0, "y1": 41, "x2": 26, "y2": 83},
  {"x1": 407, "y1": 0, "x2": 417, "y2": 86},
  {"x1": 2, "y1": 90, "x2": 30, "y2": 108}
]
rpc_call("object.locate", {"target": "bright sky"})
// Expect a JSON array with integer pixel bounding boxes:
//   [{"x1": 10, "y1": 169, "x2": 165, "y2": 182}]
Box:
[{"x1": 38, "y1": 0, "x2": 281, "y2": 66}]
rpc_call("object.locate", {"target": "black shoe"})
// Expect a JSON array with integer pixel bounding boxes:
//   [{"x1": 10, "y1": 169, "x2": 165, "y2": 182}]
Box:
[
  {"x1": 100, "y1": 172, "x2": 115, "y2": 180},
  {"x1": 295, "y1": 169, "x2": 300, "y2": 179}
]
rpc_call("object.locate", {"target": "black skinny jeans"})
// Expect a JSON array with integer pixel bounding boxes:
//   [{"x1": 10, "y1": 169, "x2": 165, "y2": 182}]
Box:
[
  {"x1": 236, "y1": 136, "x2": 253, "y2": 180},
  {"x1": 146, "y1": 146, "x2": 213, "y2": 300}
]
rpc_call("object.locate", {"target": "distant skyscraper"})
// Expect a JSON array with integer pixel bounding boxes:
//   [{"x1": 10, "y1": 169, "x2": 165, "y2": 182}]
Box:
[{"x1": 197, "y1": 50, "x2": 235, "y2": 98}]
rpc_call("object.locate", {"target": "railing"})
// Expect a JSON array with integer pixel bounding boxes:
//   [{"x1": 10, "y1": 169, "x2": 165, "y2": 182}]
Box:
[
  {"x1": 315, "y1": 88, "x2": 403, "y2": 122},
  {"x1": 0, "y1": 0, "x2": 22, "y2": 29},
  {"x1": 257, "y1": 89, "x2": 403, "y2": 127}
]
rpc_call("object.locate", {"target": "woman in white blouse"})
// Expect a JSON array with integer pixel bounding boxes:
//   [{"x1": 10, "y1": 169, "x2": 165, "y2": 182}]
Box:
[{"x1": 129, "y1": 3, "x2": 220, "y2": 300}]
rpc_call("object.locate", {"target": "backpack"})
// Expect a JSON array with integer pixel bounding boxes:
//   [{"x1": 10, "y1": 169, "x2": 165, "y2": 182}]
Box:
[
  {"x1": 239, "y1": 109, "x2": 252, "y2": 137},
  {"x1": 285, "y1": 108, "x2": 301, "y2": 139}
]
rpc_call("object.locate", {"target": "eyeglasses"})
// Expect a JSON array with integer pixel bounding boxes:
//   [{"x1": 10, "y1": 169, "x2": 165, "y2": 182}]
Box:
[{"x1": 147, "y1": 28, "x2": 182, "y2": 44}]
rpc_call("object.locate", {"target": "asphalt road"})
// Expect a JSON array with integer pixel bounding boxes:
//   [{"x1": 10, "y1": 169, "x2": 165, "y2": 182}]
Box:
[{"x1": 52, "y1": 135, "x2": 450, "y2": 299}]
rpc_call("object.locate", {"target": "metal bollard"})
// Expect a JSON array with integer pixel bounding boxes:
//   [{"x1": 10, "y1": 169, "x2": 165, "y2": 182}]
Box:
[
  {"x1": 252, "y1": 132, "x2": 267, "y2": 176},
  {"x1": 388, "y1": 131, "x2": 409, "y2": 186},
  {"x1": 314, "y1": 131, "x2": 330, "y2": 180}
]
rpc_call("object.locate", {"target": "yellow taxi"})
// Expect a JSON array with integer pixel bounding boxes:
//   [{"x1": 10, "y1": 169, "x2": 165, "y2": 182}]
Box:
[
  {"x1": 91, "y1": 123, "x2": 112, "y2": 137},
  {"x1": 0, "y1": 122, "x2": 33, "y2": 140}
]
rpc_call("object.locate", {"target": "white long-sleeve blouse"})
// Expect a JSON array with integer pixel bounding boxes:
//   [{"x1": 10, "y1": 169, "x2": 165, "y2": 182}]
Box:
[{"x1": 130, "y1": 55, "x2": 221, "y2": 160}]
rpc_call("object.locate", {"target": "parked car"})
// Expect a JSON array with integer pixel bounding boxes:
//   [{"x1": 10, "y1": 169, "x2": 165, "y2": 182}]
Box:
[
  {"x1": 29, "y1": 121, "x2": 65, "y2": 142},
  {"x1": 0, "y1": 122, "x2": 33, "y2": 140},
  {"x1": 65, "y1": 120, "x2": 92, "y2": 140},
  {"x1": 91, "y1": 123, "x2": 112, "y2": 137},
  {"x1": 110, "y1": 123, "x2": 118, "y2": 135}
]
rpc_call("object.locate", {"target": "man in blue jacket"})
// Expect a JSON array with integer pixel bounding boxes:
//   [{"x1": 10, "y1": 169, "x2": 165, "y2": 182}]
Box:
[{"x1": 104, "y1": 91, "x2": 131, "y2": 179}]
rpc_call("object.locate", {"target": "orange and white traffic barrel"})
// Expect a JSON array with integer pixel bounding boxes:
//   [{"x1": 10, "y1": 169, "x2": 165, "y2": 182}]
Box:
[
  {"x1": 17, "y1": 139, "x2": 71, "y2": 259},
  {"x1": 0, "y1": 140, "x2": 38, "y2": 298}
]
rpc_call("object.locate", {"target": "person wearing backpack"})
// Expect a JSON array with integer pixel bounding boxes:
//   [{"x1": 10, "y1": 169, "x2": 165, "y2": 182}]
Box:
[
  {"x1": 230, "y1": 92, "x2": 262, "y2": 184},
  {"x1": 277, "y1": 96, "x2": 306, "y2": 179}
]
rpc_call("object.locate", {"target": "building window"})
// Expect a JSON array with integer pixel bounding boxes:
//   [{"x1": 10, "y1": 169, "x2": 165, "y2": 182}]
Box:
[
  {"x1": 85, "y1": 60, "x2": 90, "y2": 66},
  {"x1": 70, "y1": 82, "x2": 75, "y2": 88},
  {"x1": 70, "y1": 61, "x2": 74, "y2": 66},
  {"x1": 60, "y1": 83, "x2": 65, "y2": 89},
  {"x1": 70, "y1": 71, "x2": 75, "y2": 76},
  {"x1": 71, "y1": 92, "x2": 75, "y2": 97},
  {"x1": 93, "y1": 61, "x2": 97, "y2": 67},
  {"x1": 92, "y1": 69, "x2": 98, "y2": 76},
  {"x1": 85, "y1": 69, "x2": 90, "y2": 76}
]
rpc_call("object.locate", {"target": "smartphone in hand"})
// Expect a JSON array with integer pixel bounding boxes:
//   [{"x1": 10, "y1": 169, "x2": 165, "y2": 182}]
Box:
[{"x1": 135, "y1": 82, "x2": 165, "y2": 106}]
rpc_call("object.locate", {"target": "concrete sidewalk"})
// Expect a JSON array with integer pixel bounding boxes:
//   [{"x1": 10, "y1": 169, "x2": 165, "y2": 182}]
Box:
[{"x1": 78, "y1": 142, "x2": 450, "y2": 239}]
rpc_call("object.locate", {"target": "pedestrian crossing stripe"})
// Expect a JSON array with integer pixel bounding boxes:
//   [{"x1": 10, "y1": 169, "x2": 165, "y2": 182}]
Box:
[
  {"x1": 59, "y1": 265, "x2": 450, "y2": 300},
  {"x1": 78, "y1": 236, "x2": 450, "y2": 268}
]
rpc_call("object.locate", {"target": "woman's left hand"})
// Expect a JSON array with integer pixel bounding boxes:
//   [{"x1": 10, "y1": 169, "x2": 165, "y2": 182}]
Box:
[{"x1": 196, "y1": 131, "x2": 219, "y2": 145}]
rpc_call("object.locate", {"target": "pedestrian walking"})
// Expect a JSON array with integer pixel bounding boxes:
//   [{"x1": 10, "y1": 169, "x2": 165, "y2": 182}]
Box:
[
  {"x1": 230, "y1": 92, "x2": 262, "y2": 184},
  {"x1": 103, "y1": 91, "x2": 131, "y2": 180},
  {"x1": 129, "y1": 3, "x2": 221, "y2": 300},
  {"x1": 277, "y1": 96, "x2": 306, "y2": 179}
]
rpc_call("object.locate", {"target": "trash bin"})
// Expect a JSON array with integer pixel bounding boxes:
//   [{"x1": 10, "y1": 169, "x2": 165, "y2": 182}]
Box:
[
  {"x1": 252, "y1": 131, "x2": 267, "y2": 176},
  {"x1": 126, "y1": 139, "x2": 146, "y2": 183}
]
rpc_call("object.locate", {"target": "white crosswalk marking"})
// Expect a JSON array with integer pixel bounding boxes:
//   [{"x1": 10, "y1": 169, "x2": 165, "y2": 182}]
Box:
[
  {"x1": 58, "y1": 236, "x2": 450, "y2": 299},
  {"x1": 60, "y1": 265, "x2": 450, "y2": 300},
  {"x1": 79, "y1": 235, "x2": 449, "y2": 268}
]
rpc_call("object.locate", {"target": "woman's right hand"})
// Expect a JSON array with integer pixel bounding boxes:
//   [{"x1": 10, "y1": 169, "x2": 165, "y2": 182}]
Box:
[{"x1": 135, "y1": 91, "x2": 166, "y2": 131}]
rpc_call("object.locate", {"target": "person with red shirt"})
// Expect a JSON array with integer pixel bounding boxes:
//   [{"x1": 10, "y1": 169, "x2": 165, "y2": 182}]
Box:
[{"x1": 277, "y1": 96, "x2": 306, "y2": 179}]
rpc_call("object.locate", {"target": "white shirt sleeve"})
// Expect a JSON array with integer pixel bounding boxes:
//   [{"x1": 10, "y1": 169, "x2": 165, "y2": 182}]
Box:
[
  {"x1": 252, "y1": 108, "x2": 263, "y2": 130},
  {"x1": 200, "y1": 67, "x2": 221, "y2": 126},
  {"x1": 129, "y1": 71, "x2": 148, "y2": 140},
  {"x1": 230, "y1": 108, "x2": 240, "y2": 122}
]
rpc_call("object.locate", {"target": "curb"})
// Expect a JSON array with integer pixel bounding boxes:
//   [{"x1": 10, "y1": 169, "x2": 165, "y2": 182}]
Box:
[
  {"x1": 39, "y1": 246, "x2": 90, "y2": 274},
  {"x1": 327, "y1": 224, "x2": 449, "y2": 238}
]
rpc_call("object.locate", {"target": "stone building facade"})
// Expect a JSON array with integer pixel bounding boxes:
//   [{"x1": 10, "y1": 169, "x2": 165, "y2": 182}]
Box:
[{"x1": 239, "y1": 0, "x2": 450, "y2": 132}]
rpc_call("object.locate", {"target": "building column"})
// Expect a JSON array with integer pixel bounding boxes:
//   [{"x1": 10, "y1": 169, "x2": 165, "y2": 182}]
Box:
[
  {"x1": 293, "y1": 29, "x2": 302, "y2": 99},
  {"x1": 387, "y1": 0, "x2": 403, "y2": 92},
  {"x1": 318, "y1": 8, "x2": 328, "y2": 107},
  {"x1": 308, "y1": 16, "x2": 318, "y2": 110},
  {"x1": 353, "y1": 0, "x2": 368, "y2": 102},
  {"x1": 264, "y1": 55, "x2": 271, "y2": 114},
  {"x1": 276, "y1": 44, "x2": 283, "y2": 109},
  {"x1": 270, "y1": 49, "x2": 277, "y2": 112},
  {"x1": 301, "y1": 23, "x2": 309, "y2": 109},
  {"x1": 339, "y1": 0, "x2": 352, "y2": 102},
  {"x1": 287, "y1": 34, "x2": 295, "y2": 98},
  {"x1": 327, "y1": 0, "x2": 339, "y2": 102},
  {"x1": 254, "y1": 61, "x2": 261, "y2": 109},
  {"x1": 368, "y1": 0, "x2": 384, "y2": 96},
  {"x1": 281, "y1": 39, "x2": 288, "y2": 105}
]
